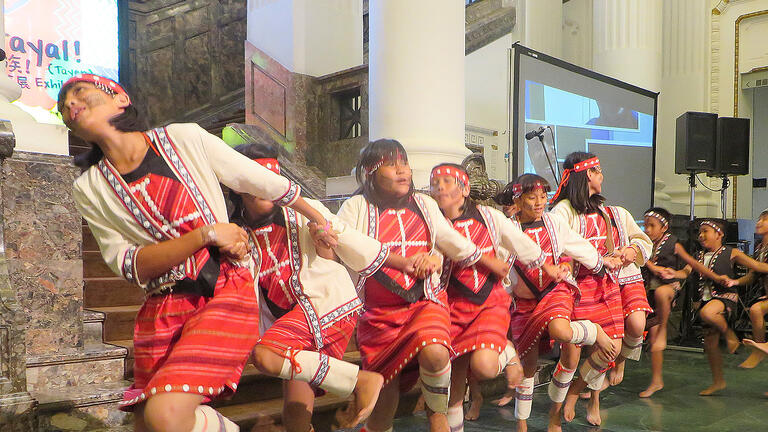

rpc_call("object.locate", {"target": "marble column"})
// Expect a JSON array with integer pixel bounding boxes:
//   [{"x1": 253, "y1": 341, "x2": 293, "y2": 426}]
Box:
[
  {"x1": 368, "y1": 0, "x2": 468, "y2": 188},
  {"x1": 592, "y1": 0, "x2": 662, "y2": 92}
]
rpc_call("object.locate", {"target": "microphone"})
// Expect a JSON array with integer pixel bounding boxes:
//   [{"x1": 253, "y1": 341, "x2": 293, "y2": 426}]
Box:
[{"x1": 525, "y1": 126, "x2": 545, "y2": 140}]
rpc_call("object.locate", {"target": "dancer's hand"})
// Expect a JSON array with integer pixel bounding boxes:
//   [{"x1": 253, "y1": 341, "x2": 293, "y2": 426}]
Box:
[
  {"x1": 617, "y1": 246, "x2": 638, "y2": 267},
  {"x1": 409, "y1": 253, "x2": 441, "y2": 278},
  {"x1": 595, "y1": 326, "x2": 617, "y2": 363},
  {"x1": 307, "y1": 220, "x2": 338, "y2": 249},
  {"x1": 718, "y1": 275, "x2": 738, "y2": 287},
  {"x1": 603, "y1": 255, "x2": 623, "y2": 271},
  {"x1": 543, "y1": 262, "x2": 566, "y2": 282},
  {"x1": 659, "y1": 267, "x2": 677, "y2": 280},
  {"x1": 202, "y1": 223, "x2": 249, "y2": 259}
]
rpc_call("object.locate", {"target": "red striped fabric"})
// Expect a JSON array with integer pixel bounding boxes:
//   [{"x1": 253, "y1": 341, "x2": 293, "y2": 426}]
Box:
[
  {"x1": 357, "y1": 291, "x2": 451, "y2": 391},
  {"x1": 258, "y1": 305, "x2": 356, "y2": 360},
  {"x1": 620, "y1": 281, "x2": 653, "y2": 318},
  {"x1": 449, "y1": 216, "x2": 495, "y2": 294},
  {"x1": 572, "y1": 273, "x2": 624, "y2": 340},
  {"x1": 251, "y1": 223, "x2": 294, "y2": 311},
  {"x1": 449, "y1": 287, "x2": 511, "y2": 358},
  {"x1": 510, "y1": 283, "x2": 577, "y2": 358}
]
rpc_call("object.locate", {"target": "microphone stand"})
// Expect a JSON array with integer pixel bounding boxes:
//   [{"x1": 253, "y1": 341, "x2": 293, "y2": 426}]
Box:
[{"x1": 534, "y1": 131, "x2": 558, "y2": 184}]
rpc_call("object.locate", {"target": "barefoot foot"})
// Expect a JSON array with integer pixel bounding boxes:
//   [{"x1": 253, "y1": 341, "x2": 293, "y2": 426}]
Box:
[
  {"x1": 493, "y1": 390, "x2": 514, "y2": 407},
  {"x1": 563, "y1": 394, "x2": 578, "y2": 422},
  {"x1": 699, "y1": 382, "x2": 726, "y2": 396},
  {"x1": 639, "y1": 382, "x2": 664, "y2": 398},
  {"x1": 466, "y1": 396, "x2": 482, "y2": 421},
  {"x1": 744, "y1": 339, "x2": 768, "y2": 356},
  {"x1": 338, "y1": 370, "x2": 384, "y2": 427},
  {"x1": 725, "y1": 329, "x2": 740, "y2": 354},
  {"x1": 609, "y1": 361, "x2": 625, "y2": 386},
  {"x1": 585, "y1": 395, "x2": 601, "y2": 426},
  {"x1": 738, "y1": 349, "x2": 766, "y2": 368},
  {"x1": 516, "y1": 419, "x2": 528, "y2": 432},
  {"x1": 547, "y1": 404, "x2": 563, "y2": 432}
]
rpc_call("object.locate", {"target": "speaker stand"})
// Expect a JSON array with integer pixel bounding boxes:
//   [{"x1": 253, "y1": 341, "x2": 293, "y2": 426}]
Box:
[
  {"x1": 689, "y1": 173, "x2": 696, "y2": 222},
  {"x1": 720, "y1": 175, "x2": 730, "y2": 219}
]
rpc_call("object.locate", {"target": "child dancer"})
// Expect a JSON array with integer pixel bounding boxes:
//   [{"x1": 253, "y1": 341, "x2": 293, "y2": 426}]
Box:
[
  {"x1": 60, "y1": 74, "x2": 335, "y2": 431},
  {"x1": 230, "y1": 143, "x2": 431, "y2": 431},
  {"x1": 738, "y1": 209, "x2": 768, "y2": 369},
  {"x1": 429, "y1": 166, "x2": 565, "y2": 432},
  {"x1": 497, "y1": 174, "x2": 620, "y2": 432},
  {"x1": 337, "y1": 140, "x2": 549, "y2": 432},
  {"x1": 549, "y1": 152, "x2": 632, "y2": 427},
  {"x1": 639, "y1": 207, "x2": 729, "y2": 397},
  {"x1": 661, "y1": 218, "x2": 768, "y2": 395}
]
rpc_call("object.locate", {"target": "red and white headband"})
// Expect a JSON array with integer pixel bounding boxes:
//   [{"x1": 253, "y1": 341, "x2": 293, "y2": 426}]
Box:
[
  {"x1": 700, "y1": 220, "x2": 723, "y2": 235},
  {"x1": 431, "y1": 165, "x2": 469, "y2": 187},
  {"x1": 253, "y1": 158, "x2": 280, "y2": 174},
  {"x1": 364, "y1": 151, "x2": 405, "y2": 177},
  {"x1": 63, "y1": 73, "x2": 128, "y2": 98},
  {"x1": 511, "y1": 181, "x2": 548, "y2": 199},
  {"x1": 550, "y1": 157, "x2": 601, "y2": 203},
  {"x1": 644, "y1": 211, "x2": 668, "y2": 227}
]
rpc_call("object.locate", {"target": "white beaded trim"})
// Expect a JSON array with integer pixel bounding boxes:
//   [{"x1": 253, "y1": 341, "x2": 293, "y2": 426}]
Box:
[
  {"x1": 382, "y1": 339, "x2": 452, "y2": 384},
  {"x1": 118, "y1": 381, "x2": 237, "y2": 407}
]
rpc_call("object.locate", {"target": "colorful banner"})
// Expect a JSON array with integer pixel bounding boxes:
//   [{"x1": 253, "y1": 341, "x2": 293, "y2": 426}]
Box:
[{"x1": 4, "y1": 0, "x2": 118, "y2": 123}]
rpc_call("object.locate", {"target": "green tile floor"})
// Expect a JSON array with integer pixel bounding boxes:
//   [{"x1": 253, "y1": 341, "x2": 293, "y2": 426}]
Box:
[{"x1": 391, "y1": 349, "x2": 768, "y2": 431}]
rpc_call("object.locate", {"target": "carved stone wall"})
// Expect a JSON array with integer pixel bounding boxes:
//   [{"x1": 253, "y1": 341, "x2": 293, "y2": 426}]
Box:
[{"x1": 121, "y1": 0, "x2": 247, "y2": 126}]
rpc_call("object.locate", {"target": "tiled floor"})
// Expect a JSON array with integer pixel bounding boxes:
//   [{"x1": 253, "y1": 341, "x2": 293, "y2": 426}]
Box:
[{"x1": 392, "y1": 349, "x2": 768, "y2": 431}]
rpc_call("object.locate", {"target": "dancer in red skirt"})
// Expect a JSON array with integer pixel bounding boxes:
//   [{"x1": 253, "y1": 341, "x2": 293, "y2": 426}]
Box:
[
  {"x1": 429, "y1": 165, "x2": 565, "y2": 432},
  {"x1": 486, "y1": 174, "x2": 620, "y2": 432},
  {"x1": 229, "y1": 143, "x2": 432, "y2": 431},
  {"x1": 549, "y1": 152, "x2": 629, "y2": 429},
  {"x1": 337, "y1": 140, "x2": 542, "y2": 432},
  {"x1": 60, "y1": 74, "x2": 335, "y2": 432}
]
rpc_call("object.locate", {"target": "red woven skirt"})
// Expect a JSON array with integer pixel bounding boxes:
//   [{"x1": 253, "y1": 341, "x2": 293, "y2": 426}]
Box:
[
  {"x1": 259, "y1": 305, "x2": 357, "y2": 360},
  {"x1": 510, "y1": 283, "x2": 577, "y2": 359},
  {"x1": 572, "y1": 273, "x2": 624, "y2": 340},
  {"x1": 357, "y1": 291, "x2": 451, "y2": 391},
  {"x1": 120, "y1": 263, "x2": 259, "y2": 410},
  {"x1": 621, "y1": 281, "x2": 654, "y2": 318},
  {"x1": 448, "y1": 287, "x2": 511, "y2": 359}
]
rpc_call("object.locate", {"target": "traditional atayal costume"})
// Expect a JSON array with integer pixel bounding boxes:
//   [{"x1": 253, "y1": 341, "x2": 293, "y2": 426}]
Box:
[
  {"x1": 697, "y1": 237, "x2": 739, "y2": 327},
  {"x1": 337, "y1": 192, "x2": 484, "y2": 414},
  {"x1": 73, "y1": 123, "x2": 301, "y2": 410},
  {"x1": 246, "y1": 158, "x2": 388, "y2": 397}
]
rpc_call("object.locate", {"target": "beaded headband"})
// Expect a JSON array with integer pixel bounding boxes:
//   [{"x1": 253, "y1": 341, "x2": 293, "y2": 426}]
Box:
[
  {"x1": 700, "y1": 220, "x2": 723, "y2": 235},
  {"x1": 253, "y1": 158, "x2": 280, "y2": 174},
  {"x1": 364, "y1": 150, "x2": 406, "y2": 176},
  {"x1": 511, "y1": 181, "x2": 549, "y2": 199},
  {"x1": 430, "y1": 164, "x2": 469, "y2": 187},
  {"x1": 644, "y1": 210, "x2": 668, "y2": 227},
  {"x1": 62, "y1": 73, "x2": 127, "y2": 98},
  {"x1": 550, "y1": 157, "x2": 601, "y2": 203}
]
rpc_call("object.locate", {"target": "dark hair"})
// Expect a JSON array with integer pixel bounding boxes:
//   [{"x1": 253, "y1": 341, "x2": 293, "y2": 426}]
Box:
[
  {"x1": 354, "y1": 138, "x2": 414, "y2": 207},
  {"x1": 228, "y1": 143, "x2": 279, "y2": 225},
  {"x1": 430, "y1": 162, "x2": 477, "y2": 216},
  {"x1": 644, "y1": 207, "x2": 672, "y2": 229},
  {"x1": 494, "y1": 174, "x2": 550, "y2": 206},
  {"x1": 698, "y1": 218, "x2": 727, "y2": 236},
  {"x1": 57, "y1": 80, "x2": 150, "y2": 169},
  {"x1": 551, "y1": 151, "x2": 604, "y2": 214}
]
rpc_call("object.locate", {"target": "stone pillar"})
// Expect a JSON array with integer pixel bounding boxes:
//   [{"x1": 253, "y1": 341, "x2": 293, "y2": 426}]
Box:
[
  {"x1": 522, "y1": 0, "x2": 563, "y2": 58},
  {"x1": 592, "y1": 0, "x2": 662, "y2": 92},
  {"x1": 368, "y1": 0, "x2": 468, "y2": 188}
]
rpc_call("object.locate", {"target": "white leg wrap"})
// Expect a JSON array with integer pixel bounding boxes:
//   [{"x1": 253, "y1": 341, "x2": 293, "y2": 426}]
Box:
[
  {"x1": 420, "y1": 363, "x2": 451, "y2": 414},
  {"x1": 279, "y1": 350, "x2": 358, "y2": 397},
  {"x1": 620, "y1": 334, "x2": 644, "y2": 361},
  {"x1": 514, "y1": 377, "x2": 535, "y2": 420},
  {"x1": 547, "y1": 362, "x2": 576, "y2": 403},
  {"x1": 569, "y1": 320, "x2": 598, "y2": 346},
  {"x1": 497, "y1": 341, "x2": 519, "y2": 375},
  {"x1": 447, "y1": 405, "x2": 464, "y2": 432},
  {"x1": 191, "y1": 405, "x2": 239, "y2": 432},
  {"x1": 579, "y1": 352, "x2": 610, "y2": 389}
]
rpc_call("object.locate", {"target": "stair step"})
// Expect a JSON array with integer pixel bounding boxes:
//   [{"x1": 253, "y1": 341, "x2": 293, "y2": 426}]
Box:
[
  {"x1": 26, "y1": 343, "x2": 128, "y2": 393},
  {"x1": 82, "y1": 226, "x2": 99, "y2": 252},
  {"x1": 84, "y1": 251, "x2": 117, "y2": 278},
  {"x1": 83, "y1": 309, "x2": 106, "y2": 344},
  {"x1": 34, "y1": 380, "x2": 132, "y2": 430},
  {"x1": 90, "y1": 305, "x2": 141, "y2": 342},
  {"x1": 84, "y1": 277, "x2": 145, "y2": 308}
]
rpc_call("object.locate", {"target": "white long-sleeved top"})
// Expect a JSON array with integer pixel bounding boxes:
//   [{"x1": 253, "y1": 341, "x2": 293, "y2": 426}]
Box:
[
  {"x1": 73, "y1": 123, "x2": 301, "y2": 291},
  {"x1": 550, "y1": 199, "x2": 652, "y2": 285}
]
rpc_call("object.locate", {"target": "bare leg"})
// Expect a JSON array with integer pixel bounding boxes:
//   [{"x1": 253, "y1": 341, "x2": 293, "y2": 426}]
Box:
[
  {"x1": 142, "y1": 392, "x2": 205, "y2": 432},
  {"x1": 699, "y1": 301, "x2": 728, "y2": 396},
  {"x1": 641, "y1": 286, "x2": 674, "y2": 397},
  {"x1": 283, "y1": 380, "x2": 315, "y2": 432},
  {"x1": 466, "y1": 376, "x2": 483, "y2": 421},
  {"x1": 744, "y1": 339, "x2": 768, "y2": 355},
  {"x1": 739, "y1": 300, "x2": 768, "y2": 368},
  {"x1": 448, "y1": 355, "x2": 470, "y2": 430},
  {"x1": 558, "y1": 344, "x2": 583, "y2": 424},
  {"x1": 586, "y1": 389, "x2": 602, "y2": 426},
  {"x1": 610, "y1": 310, "x2": 646, "y2": 386},
  {"x1": 365, "y1": 376, "x2": 400, "y2": 432}
]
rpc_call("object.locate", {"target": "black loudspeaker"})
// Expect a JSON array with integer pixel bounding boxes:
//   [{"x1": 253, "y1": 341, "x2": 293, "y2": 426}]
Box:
[
  {"x1": 712, "y1": 117, "x2": 750, "y2": 175},
  {"x1": 675, "y1": 111, "x2": 717, "y2": 174}
]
